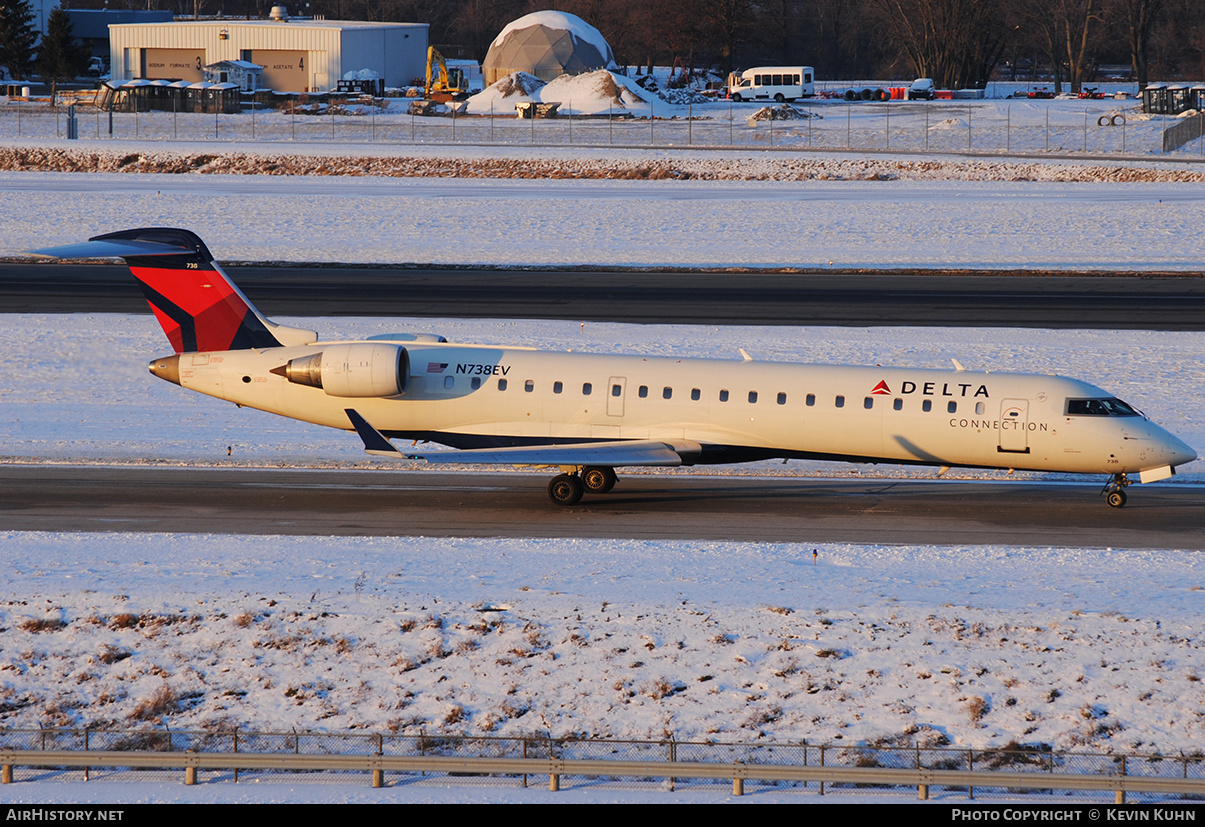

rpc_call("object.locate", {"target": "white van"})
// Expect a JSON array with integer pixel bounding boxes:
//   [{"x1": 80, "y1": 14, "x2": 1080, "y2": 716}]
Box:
[{"x1": 728, "y1": 66, "x2": 814, "y2": 102}]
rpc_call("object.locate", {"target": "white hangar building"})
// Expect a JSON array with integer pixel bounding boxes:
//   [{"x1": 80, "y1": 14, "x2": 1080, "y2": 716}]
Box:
[{"x1": 108, "y1": 16, "x2": 428, "y2": 93}]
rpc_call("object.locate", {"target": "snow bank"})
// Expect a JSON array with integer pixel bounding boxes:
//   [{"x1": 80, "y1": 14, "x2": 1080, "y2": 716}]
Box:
[
  {"x1": 466, "y1": 69, "x2": 666, "y2": 117},
  {"x1": 463, "y1": 71, "x2": 545, "y2": 115}
]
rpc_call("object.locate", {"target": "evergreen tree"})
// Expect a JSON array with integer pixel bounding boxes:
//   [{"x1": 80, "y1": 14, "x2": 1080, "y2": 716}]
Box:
[
  {"x1": 0, "y1": 0, "x2": 39, "y2": 81},
  {"x1": 37, "y1": 6, "x2": 89, "y2": 104}
]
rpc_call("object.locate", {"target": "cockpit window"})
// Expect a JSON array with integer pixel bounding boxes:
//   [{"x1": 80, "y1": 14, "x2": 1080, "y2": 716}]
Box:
[{"x1": 1065, "y1": 398, "x2": 1141, "y2": 417}]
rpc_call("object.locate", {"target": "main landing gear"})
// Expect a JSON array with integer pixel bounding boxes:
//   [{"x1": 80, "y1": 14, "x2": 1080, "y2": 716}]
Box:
[
  {"x1": 547, "y1": 466, "x2": 619, "y2": 506},
  {"x1": 1101, "y1": 473, "x2": 1130, "y2": 508}
]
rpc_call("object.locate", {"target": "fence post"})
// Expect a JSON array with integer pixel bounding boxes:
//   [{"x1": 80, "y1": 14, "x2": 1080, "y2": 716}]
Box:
[
  {"x1": 819, "y1": 745, "x2": 825, "y2": 795},
  {"x1": 1084, "y1": 107, "x2": 1088, "y2": 152},
  {"x1": 1006, "y1": 105, "x2": 1010, "y2": 152},
  {"x1": 846, "y1": 104, "x2": 850, "y2": 149},
  {"x1": 83, "y1": 728, "x2": 89, "y2": 782},
  {"x1": 1116, "y1": 755, "x2": 1126, "y2": 805},
  {"x1": 669, "y1": 738, "x2": 676, "y2": 791},
  {"x1": 233, "y1": 731, "x2": 239, "y2": 783}
]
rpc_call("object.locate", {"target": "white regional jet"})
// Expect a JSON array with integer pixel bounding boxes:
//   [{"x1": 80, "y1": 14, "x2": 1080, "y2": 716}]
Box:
[{"x1": 34, "y1": 228, "x2": 1197, "y2": 507}]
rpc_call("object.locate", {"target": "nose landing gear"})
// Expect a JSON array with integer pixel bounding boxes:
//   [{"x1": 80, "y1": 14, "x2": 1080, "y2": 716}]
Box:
[{"x1": 1101, "y1": 473, "x2": 1130, "y2": 508}]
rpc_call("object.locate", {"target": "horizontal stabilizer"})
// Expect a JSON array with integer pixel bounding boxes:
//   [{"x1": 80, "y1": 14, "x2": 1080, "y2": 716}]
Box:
[
  {"x1": 346, "y1": 409, "x2": 691, "y2": 467},
  {"x1": 27, "y1": 238, "x2": 197, "y2": 260}
]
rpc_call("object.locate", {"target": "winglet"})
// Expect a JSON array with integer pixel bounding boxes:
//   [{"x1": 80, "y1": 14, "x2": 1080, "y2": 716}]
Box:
[{"x1": 345, "y1": 409, "x2": 403, "y2": 457}]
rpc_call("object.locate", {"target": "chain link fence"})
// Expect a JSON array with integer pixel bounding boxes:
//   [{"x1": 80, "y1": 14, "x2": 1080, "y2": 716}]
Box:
[
  {"x1": 3, "y1": 727, "x2": 1203, "y2": 799},
  {"x1": 4, "y1": 98, "x2": 1205, "y2": 159}
]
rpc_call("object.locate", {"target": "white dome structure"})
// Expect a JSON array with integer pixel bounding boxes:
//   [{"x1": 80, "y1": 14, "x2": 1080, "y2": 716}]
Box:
[{"x1": 483, "y1": 11, "x2": 617, "y2": 86}]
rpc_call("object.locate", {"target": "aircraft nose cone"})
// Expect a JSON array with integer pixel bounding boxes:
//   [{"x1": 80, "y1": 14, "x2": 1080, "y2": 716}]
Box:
[{"x1": 1168, "y1": 436, "x2": 1198, "y2": 468}]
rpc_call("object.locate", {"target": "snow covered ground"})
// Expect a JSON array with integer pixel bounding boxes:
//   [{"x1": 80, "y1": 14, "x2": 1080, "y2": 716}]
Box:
[
  {"x1": 5, "y1": 169, "x2": 1205, "y2": 270},
  {"x1": 0, "y1": 135, "x2": 1202, "y2": 802}
]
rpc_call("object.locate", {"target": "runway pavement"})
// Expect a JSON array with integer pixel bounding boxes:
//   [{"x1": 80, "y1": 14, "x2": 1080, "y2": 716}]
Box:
[
  {"x1": 3, "y1": 262, "x2": 1204, "y2": 328},
  {"x1": 2, "y1": 466, "x2": 1200, "y2": 549}
]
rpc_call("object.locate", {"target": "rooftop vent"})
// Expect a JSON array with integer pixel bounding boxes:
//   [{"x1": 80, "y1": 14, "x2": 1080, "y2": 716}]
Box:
[{"x1": 269, "y1": 6, "x2": 288, "y2": 20}]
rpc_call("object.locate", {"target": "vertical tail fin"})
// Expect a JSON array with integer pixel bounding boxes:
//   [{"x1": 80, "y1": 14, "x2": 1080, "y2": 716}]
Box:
[{"x1": 31, "y1": 228, "x2": 316, "y2": 353}]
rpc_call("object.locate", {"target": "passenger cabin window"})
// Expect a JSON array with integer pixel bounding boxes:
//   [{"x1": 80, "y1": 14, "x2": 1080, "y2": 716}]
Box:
[
  {"x1": 638, "y1": 385, "x2": 648, "y2": 398},
  {"x1": 525, "y1": 379, "x2": 534, "y2": 393},
  {"x1": 835, "y1": 395, "x2": 845, "y2": 408},
  {"x1": 553, "y1": 381, "x2": 563, "y2": 394},
  {"x1": 806, "y1": 394, "x2": 815, "y2": 407},
  {"x1": 922, "y1": 399, "x2": 932, "y2": 412},
  {"x1": 777, "y1": 392, "x2": 786, "y2": 405},
  {"x1": 498, "y1": 378, "x2": 507, "y2": 391},
  {"x1": 748, "y1": 391, "x2": 758, "y2": 403},
  {"x1": 582, "y1": 383, "x2": 592, "y2": 395},
  {"x1": 663, "y1": 387, "x2": 672, "y2": 400},
  {"x1": 975, "y1": 401, "x2": 985, "y2": 415},
  {"x1": 612, "y1": 384, "x2": 622, "y2": 397},
  {"x1": 1065, "y1": 398, "x2": 1141, "y2": 416},
  {"x1": 444, "y1": 376, "x2": 454, "y2": 389},
  {"x1": 893, "y1": 398, "x2": 903, "y2": 411},
  {"x1": 719, "y1": 389, "x2": 729, "y2": 402},
  {"x1": 864, "y1": 397, "x2": 873, "y2": 409},
  {"x1": 691, "y1": 388, "x2": 701, "y2": 401},
  {"x1": 471, "y1": 377, "x2": 481, "y2": 390},
  {"x1": 948, "y1": 401, "x2": 957, "y2": 413}
]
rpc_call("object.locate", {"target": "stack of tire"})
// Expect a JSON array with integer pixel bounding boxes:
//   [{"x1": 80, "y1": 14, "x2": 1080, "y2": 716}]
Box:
[{"x1": 842, "y1": 87, "x2": 893, "y2": 102}]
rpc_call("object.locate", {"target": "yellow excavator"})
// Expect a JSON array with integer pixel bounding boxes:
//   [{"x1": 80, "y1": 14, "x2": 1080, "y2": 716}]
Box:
[{"x1": 424, "y1": 46, "x2": 468, "y2": 102}]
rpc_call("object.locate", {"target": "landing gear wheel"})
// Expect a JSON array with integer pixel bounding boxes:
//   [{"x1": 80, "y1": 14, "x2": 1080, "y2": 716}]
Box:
[
  {"x1": 582, "y1": 466, "x2": 617, "y2": 494},
  {"x1": 1101, "y1": 472, "x2": 1131, "y2": 508},
  {"x1": 548, "y1": 473, "x2": 584, "y2": 506}
]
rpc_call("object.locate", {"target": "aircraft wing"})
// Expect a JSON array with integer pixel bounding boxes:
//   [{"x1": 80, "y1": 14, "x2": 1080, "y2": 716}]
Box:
[{"x1": 346, "y1": 409, "x2": 694, "y2": 467}]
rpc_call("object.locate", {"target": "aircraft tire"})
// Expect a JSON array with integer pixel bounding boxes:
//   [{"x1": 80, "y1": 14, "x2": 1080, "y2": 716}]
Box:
[
  {"x1": 548, "y1": 473, "x2": 584, "y2": 506},
  {"x1": 1106, "y1": 489, "x2": 1127, "y2": 508},
  {"x1": 582, "y1": 466, "x2": 617, "y2": 494}
]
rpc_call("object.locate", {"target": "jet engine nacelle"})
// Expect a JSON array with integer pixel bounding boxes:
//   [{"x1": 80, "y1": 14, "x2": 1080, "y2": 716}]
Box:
[{"x1": 277, "y1": 343, "x2": 409, "y2": 397}]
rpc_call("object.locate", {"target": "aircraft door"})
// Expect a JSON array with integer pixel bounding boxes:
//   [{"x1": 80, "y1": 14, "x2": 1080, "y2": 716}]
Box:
[
  {"x1": 998, "y1": 399, "x2": 1030, "y2": 453},
  {"x1": 607, "y1": 376, "x2": 626, "y2": 417}
]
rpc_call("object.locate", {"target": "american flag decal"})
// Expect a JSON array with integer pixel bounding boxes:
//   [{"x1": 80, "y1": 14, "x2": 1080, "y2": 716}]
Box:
[{"x1": 427, "y1": 362, "x2": 448, "y2": 374}]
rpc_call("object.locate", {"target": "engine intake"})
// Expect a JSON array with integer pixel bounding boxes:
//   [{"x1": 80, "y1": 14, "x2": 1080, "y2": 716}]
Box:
[{"x1": 273, "y1": 343, "x2": 409, "y2": 397}]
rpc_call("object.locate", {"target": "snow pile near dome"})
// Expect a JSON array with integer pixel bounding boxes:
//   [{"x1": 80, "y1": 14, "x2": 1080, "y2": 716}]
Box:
[
  {"x1": 466, "y1": 69, "x2": 678, "y2": 117},
  {"x1": 490, "y1": 10, "x2": 616, "y2": 67},
  {"x1": 464, "y1": 72, "x2": 545, "y2": 115},
  {"x1": 540, "y1": 70, "x2": 656, "y2": 115}
]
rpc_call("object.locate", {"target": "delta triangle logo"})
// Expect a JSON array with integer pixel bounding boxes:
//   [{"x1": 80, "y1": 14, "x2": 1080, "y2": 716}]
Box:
[{"x1": 870, "y1": 380, "x2": 891, "y2": 395}]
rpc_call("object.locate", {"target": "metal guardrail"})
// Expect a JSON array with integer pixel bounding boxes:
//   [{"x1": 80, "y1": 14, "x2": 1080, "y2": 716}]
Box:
[{"x1": 2, "y1": 730, "x2": 1203, "y2": 801}]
